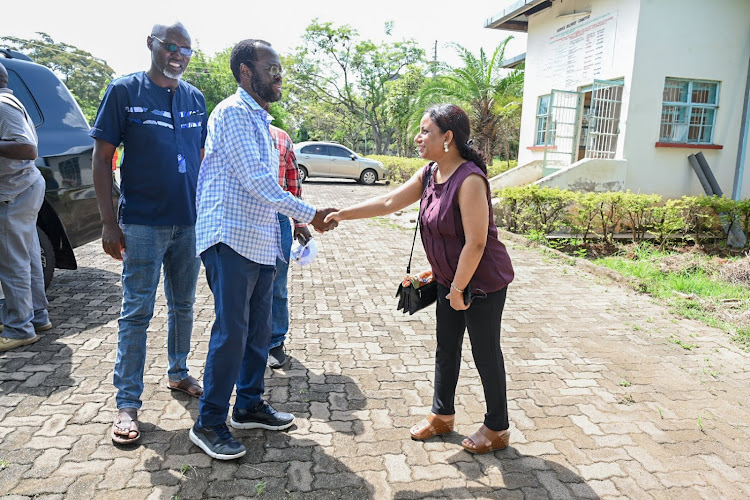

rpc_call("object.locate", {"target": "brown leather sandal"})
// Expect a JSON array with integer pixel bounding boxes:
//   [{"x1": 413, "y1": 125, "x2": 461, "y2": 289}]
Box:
[
  {"x1": 167, "y1": 375, "x2": 203, "y2": 398},
  {"x1": 462, "y1": 425, "x2": 510, "y2": 454},
  {"x1": 410, "y1": 413, "x2": 455, "y2": 441}
]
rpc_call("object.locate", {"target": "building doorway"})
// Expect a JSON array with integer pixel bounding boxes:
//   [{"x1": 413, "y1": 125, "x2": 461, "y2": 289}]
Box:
[{"x1": 584, "y1": 79, "x2": 624, "y2": 159}]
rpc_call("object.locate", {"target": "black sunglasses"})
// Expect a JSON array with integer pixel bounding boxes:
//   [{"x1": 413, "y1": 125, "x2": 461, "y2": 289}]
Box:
[{"x1": 151, "y1": 35, "x2": 193, "y2": 57}]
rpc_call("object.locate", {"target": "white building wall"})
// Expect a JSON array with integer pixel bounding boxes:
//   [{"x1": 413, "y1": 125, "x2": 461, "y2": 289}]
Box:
[
  {"x1": 624, "y1": 0, "x2": 750, "y2": 199},
  {"x1": 517, "y1": 0, "x2": 642, "y2": 167}
]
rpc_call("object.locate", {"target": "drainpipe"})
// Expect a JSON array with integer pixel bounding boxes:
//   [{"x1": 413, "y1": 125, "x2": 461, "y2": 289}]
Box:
[
  {"x1": 695, "y1": 152, "x2": 722, "y2": 196},
  {"x1": 733, "y1": 55, "x2": 750, "y2": 201},
  {"x1": 688, "y1": 154, "x2": 714, "y2": 196}
]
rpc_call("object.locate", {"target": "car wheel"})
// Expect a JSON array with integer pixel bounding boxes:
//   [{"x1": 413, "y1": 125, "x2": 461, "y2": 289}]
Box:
[
  {"x1": 37, "y1": 227, "x2": 55, "y2": 289},
  {"x1": 360, "y1": 169, "x2": 377, "y2": 185},
  {"x1": 299, "y1": 166, "x2": 308, "y2": 182}
]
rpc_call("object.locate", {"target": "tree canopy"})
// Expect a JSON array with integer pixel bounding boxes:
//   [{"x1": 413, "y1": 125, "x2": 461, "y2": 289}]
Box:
[
  {"x1": 1, "y1": 33, "x2": 114, "y2": 122},
  {"x1": 285, "y1": 20, "x2": 425, "y2": 154},
  {"x1": 2, "y1": 27, "x2": 525, "y2": 163},
  {"x1": 418, "y1": 37, "x2": 523, "y2": 164}
]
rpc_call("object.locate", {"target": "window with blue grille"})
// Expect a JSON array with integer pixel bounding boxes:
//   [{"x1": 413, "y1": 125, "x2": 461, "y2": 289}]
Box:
[
  {"x1": 659, "y1": 78, "x2": 719, "y2": 144},
  {"x1": 535, "y1": 94, "x2": 553, "y2": 146}
]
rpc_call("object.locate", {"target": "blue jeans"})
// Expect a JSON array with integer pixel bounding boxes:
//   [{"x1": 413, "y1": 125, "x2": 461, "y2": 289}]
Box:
[
  {"x1": 270, "y1": 214, "x2": 292, "y2": 349},
  {"x1": 0, "y1": 176, "x2": 49, "y2": 340},
  {"x1": 114, "y1": 223, "x2": 200, "y2": 410},
  {"x1": 197, "y1": 243, "x2": 274, "y2": 428}
]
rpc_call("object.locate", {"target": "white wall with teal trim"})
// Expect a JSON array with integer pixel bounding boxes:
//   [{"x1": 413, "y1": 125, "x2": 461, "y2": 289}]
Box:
[
  {"x1": 511, "y1": 0, "x2": 750, "y2": 199},
  {"x1": 624, "y1": 0, "x2": 750, "y2": 199},
  {"x1": 516, "y1": 0, "x2": 641, "y2": 168}
]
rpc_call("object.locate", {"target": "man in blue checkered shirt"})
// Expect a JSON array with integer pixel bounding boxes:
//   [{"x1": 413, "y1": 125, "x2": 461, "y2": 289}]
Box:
[{"x1": 190, "y1": 39, "x2": 337, "y2": 460}]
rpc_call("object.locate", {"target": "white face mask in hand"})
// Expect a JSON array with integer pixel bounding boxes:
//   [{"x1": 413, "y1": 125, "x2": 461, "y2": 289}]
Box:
[{"x1": 291, "y1": 238, "x2": 319, "y2": 266}]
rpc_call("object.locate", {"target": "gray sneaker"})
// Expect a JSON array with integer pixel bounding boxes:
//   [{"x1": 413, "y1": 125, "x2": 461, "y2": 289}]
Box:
[
  {"x1": 230, "y1": 401, "x2": 295, "y2": 430},
  {"x1": 189, "y1": 423, "x2": 246, "y2": 460},
  {"x1": 267, "y1": 343, "x2": 288, "y2": 369}
]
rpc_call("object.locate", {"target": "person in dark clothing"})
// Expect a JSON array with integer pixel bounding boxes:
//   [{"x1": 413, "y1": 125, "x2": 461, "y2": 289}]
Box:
[{"x1": 325, "y1": 103, "x2": 515, "y2": 454}]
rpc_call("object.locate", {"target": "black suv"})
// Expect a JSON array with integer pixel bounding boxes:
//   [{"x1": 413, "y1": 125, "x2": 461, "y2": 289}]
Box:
[{"x1": 1, "y1": 49, "x2": 114, "y2": 287}]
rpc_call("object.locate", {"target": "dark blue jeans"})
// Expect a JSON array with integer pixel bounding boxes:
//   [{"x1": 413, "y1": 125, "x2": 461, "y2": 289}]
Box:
[
  {"x1": 198, "y1": 243, "x2": 275, "y2": 428},
  {"x1": 432, "y1": 284, "x2": 509, "y2": 431}
]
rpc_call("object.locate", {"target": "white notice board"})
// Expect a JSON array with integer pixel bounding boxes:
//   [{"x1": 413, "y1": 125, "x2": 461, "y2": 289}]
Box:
[{"x1": 545, "y1": 11, "x2": 618, "y2": 90}]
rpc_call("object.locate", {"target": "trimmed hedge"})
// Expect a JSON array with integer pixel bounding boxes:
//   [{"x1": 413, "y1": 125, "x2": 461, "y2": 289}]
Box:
[
  {"x1": 367, "y1": 155, "x2": 427, "y2": 184},
  {"x1": 493, "y1": 185, "x2": 750, "y2": 246},
  {"x1": 368, "y1": 155, "x2": 519, "y2": 185}
]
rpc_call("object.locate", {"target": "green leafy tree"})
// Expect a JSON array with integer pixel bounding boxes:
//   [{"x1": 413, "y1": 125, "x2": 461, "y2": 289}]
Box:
[
  {"x1": 386, "y1": 64, "x2": 426, "y2": 156},
  {"x1": 287, "y1": 20, "x2": 425, "y2": 154},
  {"x1": 419, "y1": 37, "x2": 523, "y2": 165},
  {"x1": 2, "y1": 33, "x2": 114, "y2": 122},
  {"x1": 182, "y1": 47, "x2": 236, "y2": 116}
]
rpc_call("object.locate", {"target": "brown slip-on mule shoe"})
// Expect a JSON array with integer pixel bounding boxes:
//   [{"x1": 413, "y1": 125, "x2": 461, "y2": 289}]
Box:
[
  {"x1": 462, "y1": 425, "x2": 510, "y2": 454},
  {"x1": 410, "y1": 413, "x2": 454, "y2": 441}
]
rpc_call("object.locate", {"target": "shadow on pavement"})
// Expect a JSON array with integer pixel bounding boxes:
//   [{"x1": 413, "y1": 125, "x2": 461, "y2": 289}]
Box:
[
  {"x1": 0, "y1": 266, "x2": 120, "y2": 396},
  {"x1": 46, "y1": 265, "x2": 123, "y2": 335},
  {"x1": 0, "y1": 341, "x2": 75, "y2": 396},
  {"x1": 393, "y1": 446, "x2": 600, "y2": 499},
  {"x1": 136, "y1": 353, "x2": 375, "y2": 498}
]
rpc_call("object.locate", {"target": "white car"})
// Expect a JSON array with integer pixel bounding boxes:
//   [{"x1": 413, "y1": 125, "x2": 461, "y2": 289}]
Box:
[{"x1": 294, "y1": 141, "x2": 387, "y2": 185}]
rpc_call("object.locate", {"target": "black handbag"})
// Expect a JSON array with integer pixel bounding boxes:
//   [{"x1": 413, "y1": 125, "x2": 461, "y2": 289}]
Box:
[{"x1": 396, "y1": 164, "x2": 438, "y2": 315}]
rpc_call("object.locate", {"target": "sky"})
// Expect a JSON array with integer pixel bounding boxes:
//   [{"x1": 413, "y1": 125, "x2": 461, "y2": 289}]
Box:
[{"x1": 2, "y1": 0, "x2": 525, "y2": 76}]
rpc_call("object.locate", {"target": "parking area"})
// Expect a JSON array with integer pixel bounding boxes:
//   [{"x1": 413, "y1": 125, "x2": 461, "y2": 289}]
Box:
[{"x1": 1, "y1": 179, "x2": 749, "y2": 499}]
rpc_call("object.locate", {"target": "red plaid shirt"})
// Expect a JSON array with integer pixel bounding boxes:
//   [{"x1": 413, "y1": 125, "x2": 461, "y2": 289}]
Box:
[{"x1": 270, "y1": 125, "x2": 306, "y2": 229}]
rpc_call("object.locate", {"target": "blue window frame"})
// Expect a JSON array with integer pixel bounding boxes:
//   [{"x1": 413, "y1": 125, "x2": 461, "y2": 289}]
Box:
[
  {"x1": 659, "y1": 78, "x2": 719, "y2": 144},
  {"x1": 535, "y1": 95, "x2": 553, "y2": 146}
]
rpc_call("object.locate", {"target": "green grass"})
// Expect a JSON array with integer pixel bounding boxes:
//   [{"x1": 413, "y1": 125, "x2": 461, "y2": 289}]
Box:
[{"x1": 593, "y1": 244, "x2": 750, "y2": 349}]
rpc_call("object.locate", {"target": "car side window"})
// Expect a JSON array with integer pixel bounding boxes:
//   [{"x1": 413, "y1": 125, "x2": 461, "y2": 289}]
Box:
[
  {"x1": 329, "y1": 146, "x2": 351, "y2": 158},
  {"x1": 301, "y1": 144, "x2": 327, "y2": 155},
  {"x1": 6, "y1": 69, "x2": 43, "y2": 126}
]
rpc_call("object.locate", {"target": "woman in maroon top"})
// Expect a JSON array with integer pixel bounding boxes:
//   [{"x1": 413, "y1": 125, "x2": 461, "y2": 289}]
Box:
[{"x1": 325, "y1": 104, "x2": 514, "y2": 454}]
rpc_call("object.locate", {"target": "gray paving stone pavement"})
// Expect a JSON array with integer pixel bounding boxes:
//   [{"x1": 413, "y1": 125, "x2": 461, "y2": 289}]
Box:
[{"x1": 1, "y1": 179, "x2": 750, "y2": 499}]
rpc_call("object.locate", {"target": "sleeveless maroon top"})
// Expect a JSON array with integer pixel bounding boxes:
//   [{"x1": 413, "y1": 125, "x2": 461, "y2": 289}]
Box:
[{"x1": 419, "y1": 161, "x2": 514, "y2": 293}]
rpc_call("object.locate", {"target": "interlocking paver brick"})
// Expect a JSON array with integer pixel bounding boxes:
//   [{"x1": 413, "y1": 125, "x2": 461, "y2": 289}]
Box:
[{"x1": 2, "y1": 181, "x2": 750, "y2": 499}]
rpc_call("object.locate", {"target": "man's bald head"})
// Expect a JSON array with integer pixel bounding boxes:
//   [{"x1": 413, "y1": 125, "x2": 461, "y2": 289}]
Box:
[
  {"x1": 150, "y1": 22, "x2": 191, "y2": 44},
  {"x1": 0, "y1": 62, "x2": 8, "y2": 89}
]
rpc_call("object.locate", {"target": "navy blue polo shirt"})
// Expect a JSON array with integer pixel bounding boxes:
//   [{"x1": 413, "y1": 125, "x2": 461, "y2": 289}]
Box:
[{"x1": 90, "y1": 72, "x2": 207, "y2": 225}]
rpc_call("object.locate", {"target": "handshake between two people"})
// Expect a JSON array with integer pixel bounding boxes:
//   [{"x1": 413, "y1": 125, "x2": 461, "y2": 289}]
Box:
[{"x1": 310, "y1": 207, "x2": 341, "y2": 233}]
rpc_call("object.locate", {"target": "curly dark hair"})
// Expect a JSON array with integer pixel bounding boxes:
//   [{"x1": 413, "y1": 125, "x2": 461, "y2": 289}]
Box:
[
  {"x1": 424, "y1": 104, "x2": 487, "y2": 174},
  {"x1": 230, "y1": 39, "x2": 272, "y2": 84}
]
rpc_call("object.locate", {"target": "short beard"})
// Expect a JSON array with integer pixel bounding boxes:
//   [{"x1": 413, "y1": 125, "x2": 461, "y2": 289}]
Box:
[
  {"x1": 251, "y1": 74, "x2": 280, "y2": 103},
  {"x1": 161, "y1": 67, "x2": 184, "y2": 80}
]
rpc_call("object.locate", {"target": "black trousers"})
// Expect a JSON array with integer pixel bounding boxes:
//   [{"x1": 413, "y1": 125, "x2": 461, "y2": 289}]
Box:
[{"x1": 431, "y1": 284, "x2": 509, "y2": 431}]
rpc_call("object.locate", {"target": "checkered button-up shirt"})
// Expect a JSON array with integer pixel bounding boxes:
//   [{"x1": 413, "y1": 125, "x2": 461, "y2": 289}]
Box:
[
  {"x1": 196, "y1": 88, "x2": 316, "y2": 265},
  {"x1": 270, "y1": 125, "x2": 306, "y2": 229}
]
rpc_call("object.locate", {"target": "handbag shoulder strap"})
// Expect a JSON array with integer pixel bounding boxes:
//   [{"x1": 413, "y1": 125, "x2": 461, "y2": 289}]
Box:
[{"x1": 406, "y1": 163, "x2": 434, "y2": 274}]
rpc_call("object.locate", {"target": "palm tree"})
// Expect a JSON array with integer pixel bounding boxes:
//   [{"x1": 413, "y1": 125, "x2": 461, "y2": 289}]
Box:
[{"x1": 418, "y1": 37, "x2": 523, "y2": 165}]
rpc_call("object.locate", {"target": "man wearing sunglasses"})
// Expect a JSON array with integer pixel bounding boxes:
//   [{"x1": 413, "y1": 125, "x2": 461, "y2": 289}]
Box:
[
  {"x1": 190, "y1": 39, "x2": 337, "y2": 460},
  {"x1": 90, "y1": 22, "x2": 207, "y2": 446}
]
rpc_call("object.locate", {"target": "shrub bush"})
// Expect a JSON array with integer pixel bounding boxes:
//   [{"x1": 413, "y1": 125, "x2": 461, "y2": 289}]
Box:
[
  {"x1": 493, "y1": 186, "x2": 748, "y2": 245},
  {"x1": 487, "y1": 159, "x2": 518, "y2": 179},
  {"x1": 366, "y1": 155, "x2": 518, "y2": 185},
  {"x1": 366, "y1": 155, "x2": 427, "y2": 184}
]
